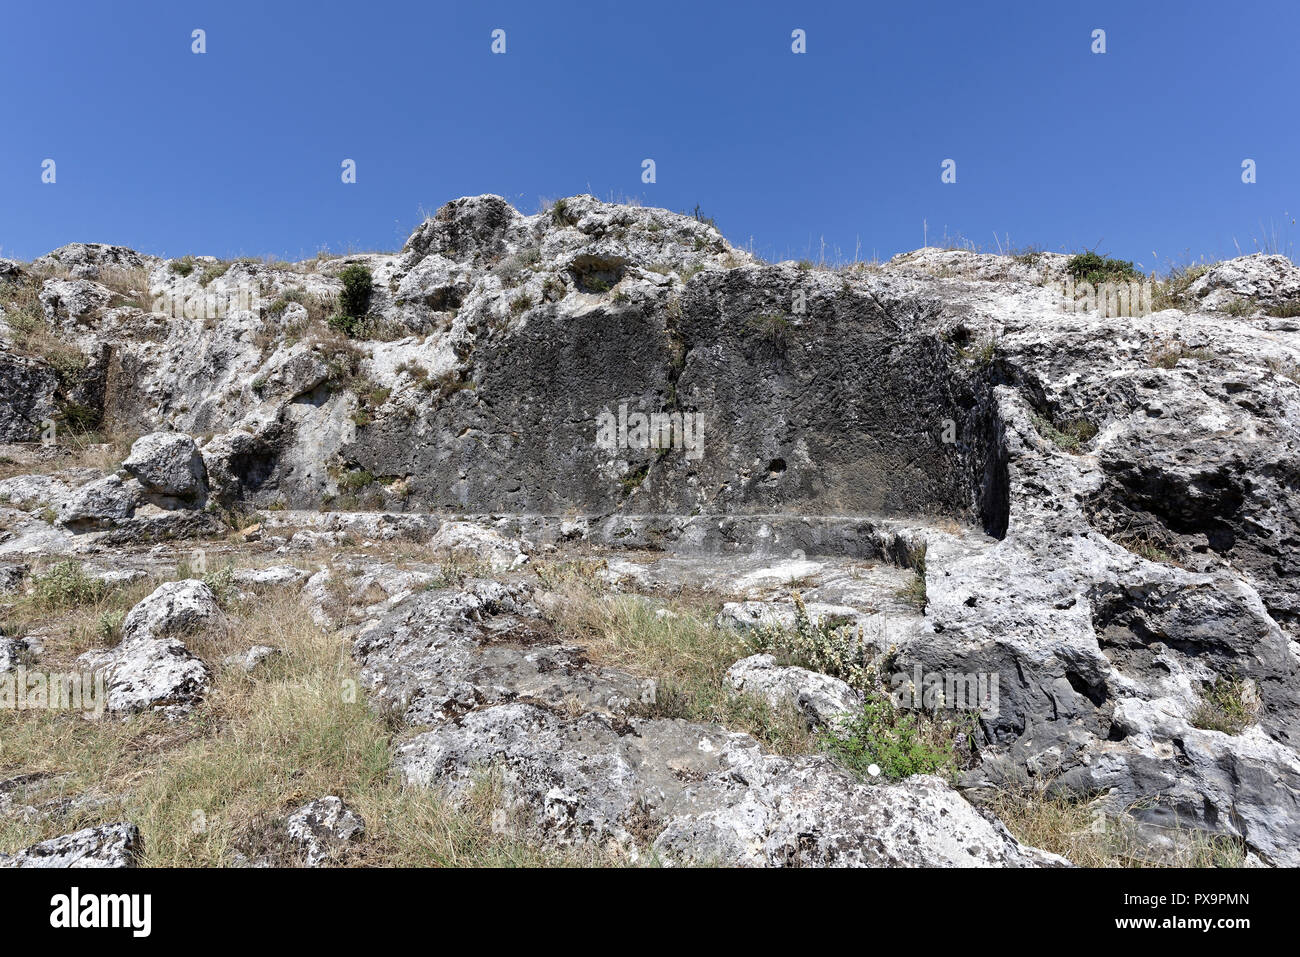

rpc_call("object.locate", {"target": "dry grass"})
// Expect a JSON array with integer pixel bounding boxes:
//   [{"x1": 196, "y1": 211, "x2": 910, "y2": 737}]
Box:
[
  {"x1": 1, "y1": 583, "x2": 600, "y2": 866},
  {"x1": 984, "y1": 785, "x2": 1248, "y2": 868},
  {"x1": 0, "y1": 430, "x2": 140, "y2": 482},
  {"x1": 0, "y1": 561, "x2": 160, "y2": 661},
  {"x1": 543, "y1": 583, "x2": 813, "y2": 755}
]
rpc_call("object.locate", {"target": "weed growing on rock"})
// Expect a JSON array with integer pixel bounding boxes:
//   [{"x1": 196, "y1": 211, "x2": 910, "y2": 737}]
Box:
[
  {"x1": 820, "y1": 693, "x2": 974, "y2": 781},
  {"x1": 199, "y1": 261, "x2": 231, "y2": 287},
  {"x1": 545, "y1": 588, "x2": 814, "y2": 756},
  {"x1": 1148, "y1": 338, "x2": 1214, "y2": 369},
  {"x1": 1031, "y1": 413, "x2": 1097, "y2": 453},
  {"x1": 747, "y1": 312, "x2": 794, "y2": 356},
  {"x1": 1066, "y1": 251, "x2": 1142, "y2": 286},
  {"x1": 1152, "y1": 262, "x2": 1211, "y2": 311},
  {"x1": 743, "y1": 593, "x2": 874, "y2": 692},
  {"x1": 330, "y1": 265, "x2": 373, "y2": 336},
  {"x1": 982, "y1": 784, "x2": 1247, "y2": 867},
  {"x1": 1191, "y1": 677, "x2": 1258, "y2": 735}
]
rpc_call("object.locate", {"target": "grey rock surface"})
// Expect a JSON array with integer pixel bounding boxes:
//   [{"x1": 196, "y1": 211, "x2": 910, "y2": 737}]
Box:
[
  {"x1": 5, "y1": 195, "x2": 1300, "y2": 866},
  {"x1": 122, "y1": 431, "x2": 208, "y2": 503},
  {"x1": 56, "y1": 474, "x2": 136, "y2": 531},
  {"x1": 726, "y1": 653, "x2": 862, "y2": 729},
  {"x1": 0, "y1": 823, "x2": 141, "y2": 868},
  {"x1": 286, "y1": 796, "x2": 365, "y2": 865}
]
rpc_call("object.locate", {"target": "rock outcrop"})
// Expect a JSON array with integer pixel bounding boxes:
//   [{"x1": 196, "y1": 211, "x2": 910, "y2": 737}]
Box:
[
  {"x1": 0, "y1": 823, "x2": 141, "y2": 868},
  {"x1": 4, "y1": 195, "x2": 1300, "y2": 866}
]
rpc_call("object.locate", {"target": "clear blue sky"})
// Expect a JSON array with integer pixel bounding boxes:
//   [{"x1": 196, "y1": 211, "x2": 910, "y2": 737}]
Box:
[{"x1": 2, "y1": 0, "x2": 1296, "y2": 270}]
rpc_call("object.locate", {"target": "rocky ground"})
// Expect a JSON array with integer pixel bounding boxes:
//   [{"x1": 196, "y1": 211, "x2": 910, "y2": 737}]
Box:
[{"x1": 1, "y1": 196, "x2": 1297, "y2": 867}]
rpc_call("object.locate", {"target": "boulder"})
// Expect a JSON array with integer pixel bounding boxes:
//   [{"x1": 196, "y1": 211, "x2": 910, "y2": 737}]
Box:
[
  {"x1": 286, "y1": 796, "x2": 365, "y2": 865},
  {"x1": 397, "y1": 702, "x2": 1064, "y2": 868},
  {"x1": 429, "y1": 521, "x2": 530, "y2": 571},
  {"x1": 32, "y1": 243, "x2": 150, "y2": 280},
  {"x1": 56, "y1": 475, "x2": 136, "y2": 531},
  {"x1": 1187, "y1": 253, "x2": 1300, "y2": 310},
  {"x1": 0, "y1": 354, "x2": 59, "y2": 443},
  {"x1": 77, "y1": 636, "x2": 212, "y2": 717},
  {"x1": 726, "y1": 653, "x2": 862, "y2": 729},
  {"x1": 121, "y1": 579, "x2": 225, "y2": 644},
  {"x1": 0, "y1": 636, "x2": 29, "y2": 673},
  {"x1": 0, "y1": 823, "x2": 141, "y2": 868},
  {"x1": 122, "y1": 432, "x2": 208, "y2": 503}
]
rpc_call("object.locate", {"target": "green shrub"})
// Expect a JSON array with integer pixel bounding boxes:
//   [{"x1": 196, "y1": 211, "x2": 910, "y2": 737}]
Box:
[
  {"x1": 742, "y1": 593, "x2": 873, "y2": 692},
  {"x1": 169, "y1": 256, "x2": 196, "y2": 277},
  {"x1": 820, "y1": 692, "x2": 972, "y2": 781},
  {"x1": 1031, "y1": 413, "x2": 1098, "y2": 453},
  {"x1": 1191, "y1": 678, "x2": 1257, "y2": 735},
  {"x1": 30, "y1": 561, "x2": 109, "y2": 610},
  {"x1": 332, "y1": 265, "x2": 374, "y2": 337},
  {"x1": 339, "y1": 468, "x2": 375, "y2": 492},
  {"x1": 199, "y1": 261, "x2": 230, "y2": 287},
  {"x1": 550, "y1": 198, "x2": 578, "y2": 227},
  {"x1": 1066, "y1": 251, "x2": 1142, "y2": 286}
]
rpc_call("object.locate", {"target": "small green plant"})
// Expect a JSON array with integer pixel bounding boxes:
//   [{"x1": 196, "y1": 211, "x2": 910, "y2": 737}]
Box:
[
  {"x1": 95, "y1": 609, "x2": 126, "y2": 643},
  {"x1": 201, "y1": 563, "x2": 238, "y2": 607},
  {"x1": 199, "y1": 261, "x2": 230, "y2": 287},
  {"x1": 508, "y1": 292, "x2": 532, "y2": 315},
  {"x1": 743, "y1": 593, "x2": 874, "y2": 692},
  {"x1": 820, "y1": 692, "x2": 972, "y2": 781},
  {"x1": 29, "y1": 561, "x2": 109, "y2": 610},
  {"x1": 1152, "y1": 262, "x2": 1211, "y2": 311},
  {"x1": 958, "y1": 333, "x2": 999, "y2": 365},
  {"x1": 339, "y1": 468, "x2": 376, "y2": 492},
  {"x1": 1115, "y1": 533, "x2": 1176, "y2": 565},
  {"x1": 748, "y1": 312, "x2": 794, "y2": 356},
  {"x1": 550, "y1": 198, "x2": 579, "y2": 227},
  {"x1": 1031, "y1": 413, "x2": 1097, "y2": 453},
  {"x1": 331, "y1": 265, "x2": 374, "y2": 337},
  {"x1": 619, "y1": 462, "x2": 649, "y2": 497},
  {"x1": 1190, "y1": 677, "x2": 1257, "y2": 735},
  {"x1": 1225, "y1": 298, "x2": 1254, "y2": 317},
  {"x1": 169, "y1": 256, "x2": 196, "y2": 278},
  {"x1": 1066, "y1": 251, "x2": 1142, "y2": 286},
  {"x1": 1266, "y1": 299, "x2": 1300, "y2": 318}
]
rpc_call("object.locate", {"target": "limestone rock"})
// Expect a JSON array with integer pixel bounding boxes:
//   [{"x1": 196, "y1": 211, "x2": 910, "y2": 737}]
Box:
[
  {"x1": 0, "y1": 822, "x2": 141, "y2": 868},
  {"x1": 122, "y1": 431, "x2": 208, "y2": 503},
  {"x1": 56, "y1": 475, "x2": 136, "y2": 531},
  {"x1": 726, "y1": 653, "x2": 862, "y2": 728},
  {"x1": 121, "y1": 579, "x2": 225, "y2": 644},
  {"x1": 286, "y1": 796, "x2": 365, "y2": 865}
]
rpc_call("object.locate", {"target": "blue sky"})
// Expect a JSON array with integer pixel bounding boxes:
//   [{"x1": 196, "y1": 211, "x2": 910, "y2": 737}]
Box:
[{"x1": 2, "y1": 0, "x2": 1296, "y2": 270}]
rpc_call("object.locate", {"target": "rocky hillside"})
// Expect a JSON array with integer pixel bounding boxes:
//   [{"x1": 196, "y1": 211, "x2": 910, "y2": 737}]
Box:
[{"x1": 1, "y1": 195, "x2": 1298, "y2": 867}]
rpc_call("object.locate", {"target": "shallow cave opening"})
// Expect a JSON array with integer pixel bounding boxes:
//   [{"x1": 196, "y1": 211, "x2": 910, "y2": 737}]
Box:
[
  {"x1": 229, "y1": 443, "x2": 278, "y2": 492},
  {"x1": 569, "y1": 254, "x2": 628, "y2": 294}
]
